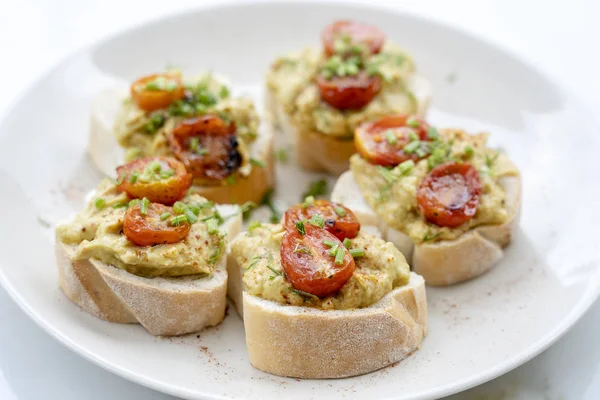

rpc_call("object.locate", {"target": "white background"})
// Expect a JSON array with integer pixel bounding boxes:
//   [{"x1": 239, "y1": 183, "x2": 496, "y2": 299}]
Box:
[{"x1": 0, "y1": 0, "x2": 598, "y2": 399}]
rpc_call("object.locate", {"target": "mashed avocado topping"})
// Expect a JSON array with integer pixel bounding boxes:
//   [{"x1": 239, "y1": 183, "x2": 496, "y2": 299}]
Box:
[
  {"x1": 266, "y1": 43, "x2": 419, "y2": 138},
  {"x1": 115, "y1": 72, "x2": 261, "y2": 178},
  {"x1": 349, "y1": 129, "x2": 519, "y2": 244},
  {"x1": 231, "y1": 223, "x2": 410, "y2": 310},
  {"x1": 56, "y1": 179, "x2": 227, "y2": 278}
]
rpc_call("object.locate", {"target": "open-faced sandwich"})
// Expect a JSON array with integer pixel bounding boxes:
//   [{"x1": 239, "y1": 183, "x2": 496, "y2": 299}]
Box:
[
  {"x1": 331, "y1": 115, "x2": 521, "y2": 286},
  {"x1": 265, "y1": 20, "x2": 431, "y2": 174},
  {"x1": 89, "y1": 71, "x2": 274, "y2": 205},
  {"x1": 227, "y1": 198, "x2": 427, "y2": 378},
  {"x1": 55, "y1": 156, "x2": 244, "y2": 336}
]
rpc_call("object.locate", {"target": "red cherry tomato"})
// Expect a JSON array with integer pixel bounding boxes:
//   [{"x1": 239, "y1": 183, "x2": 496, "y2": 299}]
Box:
[
  {"x1": 317, "y1": 71, "x2": 381, "y2": 110},
  {"x1": 322, "y1": 20, "x2": 386, "y2": 56},
  {"x1": 283, "y1": 199, "x2": 360, "y2": 240},
  {"x1": 130, "y1": 73, "x2": 184, "y2": 112},
  {"x1": 123, "y1": 202, "x2": 190, "y2": 246}
]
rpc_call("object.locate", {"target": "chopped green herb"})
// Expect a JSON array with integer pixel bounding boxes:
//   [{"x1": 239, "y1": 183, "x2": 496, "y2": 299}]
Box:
[
  {"x1": 148, "y1": 161, "x2": 162, "y2": 172},
  {"x1": 396, "y1": 159, "x2": 415, "y2": 175},
  {"x1": 293, "y1": 243, "x2": 312, "y2": 255},
  {"x1": 248, "y1": 220, "x2": 262, "y2": 233},
  {"x1": 423, "y1": 230, "x2": 442, "y2": 242},
  {"x1": 129, "y1": 171, "x2": 139, "y2": 183},
  {"x1": 406, "y1": 116, "x2": 420, "y2": 128},
  {"x1": 403, "y1": 140, "x2": 421, "y2": 154},
  {"x1": 112, "y1": 202, "x2": 127, "y2": 209},
  {"x1": 159, "y1": 169, "x2": 174, "y2": 179},
  {"x1": 408, "y1": 130, "x2": 419, "y2": 142},
  {"x1": 170, "y1": 215, "x2": 187, "y2": 226},
  {"x1": 226, "y1": 175, "x2": 236, "y2": 185},
  {"x1": 275, "y1": 149, "x2": 288, "y2": 163},
  {"x1": 139, "y1": 197, "x2": 150, "y2": 215},
  {"x1": 115, "y1": 174, "x2": 125, "y2": 185},
  {"x1": 250, "y1": 158, "x2": 265, "y2": 168},
  {"x1": 349, "y1": 248, "x2": 365, "y2": 258},
  {"x1": 184, "y1": 208, "x2": 198, "y2": 224},
  {"x1": 190, "y1": 137, "x2": 200, "y2": 152},
  {"x1": 266, "y1": 264, "x2": 281, "y2": 276},
  {"x1": 295, "y1": 220, "x2": 306, "y2": 236},
  {"x1": 219, "y1": 85, "x2": 229, "y2": 99},
  {"x1": 328, "y1": 243, "x2": 339, "y2": 257},
  {"x1": 128, "y1": 199, "x2": 140, "y2": 208},
  {"x1": 160, "y1": 212, "x2": 171, "y2": 221},
  {"x1": 302, "y1": 195, "x2": 315, "y2": 209},
  {"x1": 206, "y1": 218, "x2": 219, "y2": 234},
  {"x1": 245, "y1": 255, "x2": 261, "y2": 271},
  {"x1": 427, "y1": 126, "x2": 439, "y2": 139},
  {"x1": 377, "y1": 166, "x2": 396, "y2": 183},
  {"x1": 173, "y1": 201, "x2": 187, "y2": 215},
  {"x1": 302, "y1": 179, "x2": 328, "y2": 200},
  {"x1": 343, "y1": 238, "x2": 352, "y2": 248},
  {"x1": 323, "y1": 239, "x2": 338, "y2": 248},
  {"x1": 209, "y1": 234, "x2": 225, "y2": 264},
  {"x1": 485, "y1": 152, "x2": 499, "y2": 168},
  {"x1": 334, "y1": 206, "x2": 346, "y2": 217},
  {"x1": 385, "y1": 130, "x2": 398, "y2": 145},
  {"x1": 308, "y1": 213, "x2": 325, "y2": 228},
  {"x1": 464, "y1": 146, "x2": 474, "y2": 158},
  {"x1": 291, "y1": 288, "x2": 319, "y2": 301},
  {"x1": 334, "y1": 246, "x2": 346, "y2": 265},
  {"x1": 94, "y1": 198, "x2": 105, "y2": 210}
]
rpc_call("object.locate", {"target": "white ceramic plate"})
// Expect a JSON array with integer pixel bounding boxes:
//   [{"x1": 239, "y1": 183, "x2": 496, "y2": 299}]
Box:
[{"x1": 1, "y1": 1, "x2": 599, "y2": 399}]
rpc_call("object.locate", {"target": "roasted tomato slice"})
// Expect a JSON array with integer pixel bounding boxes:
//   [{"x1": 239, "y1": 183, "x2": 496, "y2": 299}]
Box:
[
  {"x1": 322, "y1": 20, "x2": 386, "y2": 56},
  {"x1": 116, "y1": 156, "x2": 192, "y2": 205},
  {"x1": 317, "y1": 71, "x2": 381, "y2": 110},
  {"x1": 167, "y1": 115, "x2": 242, "y2": 183},
  {"x1": 124, "y1": 202, "x2": 190, "y2": 246},
  {"x1": 416, "y1": 161, "x2": 482, "y2": 228},
  {"x1": 355, "y1": 115, "x2": 432, "y2": 167},
  {"x1": 130, "y1": 73, "x2": 185, "y2": 112},
  {"x1": 283, "y1": 199, "x2": 360, "y2": 240},
  {"x1": 281, "y1": 225, "x2": 355, "y2": 298}
]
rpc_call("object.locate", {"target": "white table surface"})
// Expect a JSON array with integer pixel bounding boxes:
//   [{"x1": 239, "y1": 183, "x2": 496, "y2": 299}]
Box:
[{"x1": 0, "y1": 0, "x2": 598, "y2": 399}]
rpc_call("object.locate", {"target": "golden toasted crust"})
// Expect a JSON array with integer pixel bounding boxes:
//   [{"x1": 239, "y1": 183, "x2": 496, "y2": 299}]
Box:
[{"x1": 242, "y1": 273, "x2": 427, "y2": 378}]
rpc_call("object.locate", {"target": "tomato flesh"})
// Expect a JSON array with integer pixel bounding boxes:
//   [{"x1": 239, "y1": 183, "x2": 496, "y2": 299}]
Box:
[
  {"x1": 355, "y1": 115, "x2": 431, "y2": 167},
  {"x1": 281, "y1": 225, "x2": 355, "y2": 298},
  {"x1": 167, "y1": 115, "x2": 242, "y2": 183},
  {"x1": 116, "y1": 156, "x2": 192, "y2": 205},
  {"x1": 123, "y1": 203, "x2": 190, "y2": 246},
  {"x1": 322, "y1": 20, "x2": 386, "y2": 56},
  {"x1": 130, "y1": 73, "x2": 184, "y2": 112},
  {"x1": 317, "y1": 71, "x2": 381, "y2": 110},
  {"x1": 416, "y1": 161, "x2": 482, "y2": 228},
  {"x1": 283, "y1": 199, "x2": 360, "y2": 241}
]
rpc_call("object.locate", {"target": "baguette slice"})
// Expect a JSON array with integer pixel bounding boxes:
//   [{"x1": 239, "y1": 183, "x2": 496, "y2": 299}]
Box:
[
  {"x1": 242, "y1": 273, "x2": 427, "y2": 379},
  {"x1": 89, "y1": 87, "x2": 275, "y2": 205},
  {"x1": 331, "y1": 168, "x2": 522, "y2": 286},
  {"x1": 265, "y1": 75, "x2": 431, "y2": 175},
  {"x1": 56, "y1": 205, "x2": 242, "y2": 336}
]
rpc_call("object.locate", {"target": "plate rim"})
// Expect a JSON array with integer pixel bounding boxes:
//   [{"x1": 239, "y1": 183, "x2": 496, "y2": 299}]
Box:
[{"x1": 1, "y1": 1, "x2": 599, "y2": 399}]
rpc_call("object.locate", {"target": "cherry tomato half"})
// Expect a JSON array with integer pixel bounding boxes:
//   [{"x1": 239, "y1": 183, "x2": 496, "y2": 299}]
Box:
[
  {"x1": 130, "y1": 73, "x2": 185, "y2": 112},
  {"x1": 123, "y1": 202, "x2": 190, "y2": 246},
  {"x1": 116, "y1": 156, "x2": 192, "y2": 205},
  {"x1": 317, "y1": 71, "x2": 381, "y2": 110},
  {"x1": 355, "y1": 115, "x2": 431, "y2": 167},
  {"x1": 281, "y1": 225, "x2": 355, "y2": 298},
  {"x1": 416, "y1": 161, "x2": 482, "y2": 228},
  {"x1": 283, "y1": 199, "x2": 360, "y2": 240},
  {"x1": 322, "y1": 20, "x2": 386, "y2": 56},
  {"x1": 166, "y1": 115, "x2": 242, "y2": 184}
]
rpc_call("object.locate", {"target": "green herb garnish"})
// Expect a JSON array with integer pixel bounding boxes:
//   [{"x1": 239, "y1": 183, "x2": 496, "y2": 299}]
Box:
[
  {"x1": 293, "y1": 244, "x2": 312, "y2": 255},
  {"x1": 396, "y1": 159, "x2": 415, "y2": 175},
  {"x1": 206, "y1": 218, "x2": 219, "y2": 234},
  {"x1": 302, "y1": 195, "x2": 315, "y2": 209},
  {"x1": 343, "y1": 238, "x2": 351, "y2": 248},
  {"x1": 219, "y1": 85, "x2": 229, "y2": 99},
  {"x1": 323, "y1": 239, "x2": 337, "y2": 248},
  {"x1": 170, "y1": 215, "x2": 187, "y2": 226},
  {"x1": 334, "y1": 206, "x2": 346, "y2": 217},
  {"x1": 308, "y1": 213, "x2": 325, "y2": 228},
  {"x1": 328, "y1": 243, "x2": 339, "y2": 257},
  {"x1": 173, "y1": 201, "x2": 187, "y2": 215},
  {"x1": 385, "y1": 130, "x2": 398, "y2": 145},
  {"x1": 403, "y1": 140, "x2": 421, "y2": 154},
  {"x1": 248, "y1": 220, "x2": 262, "y2": 233},
  {"x1": 129, "y1": 172, "x2": 139, "y2": 183},
  {"x1": 334, "y1": 246, "x2": 346, "y2": 265},
  {"x1": 377, "y1": 166, "x2": 396, "y2": 184},
  {"x1": 250, "y1": 158, "x2": 265, "y2": 168},
  {"x1": 184, "y1": 208, "x2": 198, "y2": 224},
  {"x1": 349, "y1": 248, "x2": 365, "y2": 258},
  {"x1": 94, "y1": 198, "x2": 105, "y2": 210},
  {"x1": 423, "y1": 230, "x2": 442, "y2": 242},
  {"x1": 464, "y1": 146, "x2": 474, "y2": 158},
  {"x1": 406, "y1": 116, "x2": 420, "y2": 128},
  {"x1": 295, "y1": 220, "x2": 306, "y2": 236},
  {"x1": 160, "y1": 212, "x2": 171, "y2": 221},
  {"x1": 276, "y1": 149, "x2": 288, "y2": 163},
  {"x1": 139, "y1": 197, "x2": 150, "y2": 215},
  {"x1": 292, "y1": 288, "x2": 319, "y2": 301},
  {"x1": 208, "y1": 234, "x2": 225, "y2": 264},
  {"x1": 427, "y1": 126, "x2": 439, "y2": 139}
]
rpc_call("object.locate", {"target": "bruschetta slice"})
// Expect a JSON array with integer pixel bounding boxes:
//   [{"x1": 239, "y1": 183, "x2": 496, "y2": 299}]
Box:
[
  {"x1": 265, "y1": 20, "x2": 431, "y2": 175},
  {"x1": 227, "y1": 199, "x2": 427, "y2": 378},
  {"x1": 89, "y1": 72, "x2": 274, "y2": 205},
  {"x1": 331, "y1": 115, "x2": 521, "y2": 286},
  {"x1": 55, "y1": 157, "x2": 243, "y2": 336}
]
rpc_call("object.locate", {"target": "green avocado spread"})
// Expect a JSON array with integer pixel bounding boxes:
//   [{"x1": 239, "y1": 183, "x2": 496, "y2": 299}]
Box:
[
  {"x1": 266, "y1": 43, "x2": 421, "y2": 139},
  {"x1": 231, "y1": 223, "x2": 410, "y2": 310},
  {"x1": 115, "y1": 72, "x2": 261, "y2": 179},
  {"x1": 55, "y1": 179, "x2": 226, "y2": 278},
  {"x1": 348, "y1": 129, "x2": 520, "y2": 244}
]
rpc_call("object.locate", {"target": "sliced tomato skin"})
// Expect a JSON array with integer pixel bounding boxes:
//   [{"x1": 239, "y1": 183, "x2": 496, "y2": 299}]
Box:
[
  {"x1": 130, "y1": 73, "x2": 185, "y2": 112},
  {"x1": 116, "y1": 156, "x2": 192, "y2": 205},
  {"x1": 355, "y1": 115, "x2": 431, "y2": 167},
  {"x1": 123, "y1": 203, "x2": 190, "y2": 246},
  {"x1": 416, "y1": 161, "x2": 482, "y2": 228},
  {"x1": 283, "y1": 200, "x2": 360, "y2": 240},
  {"x1": 322, "y1": 20, "x2": 386, "y2": 56},
  {"x1": 317, "y1": 71, "x2": 381, "y2": 110},
  {"x1": 167, "y1": 115, "x2": 242, "y2": 184},
  {"x1": 281, "y1": 225, "x2": 355, "y2": 298}
]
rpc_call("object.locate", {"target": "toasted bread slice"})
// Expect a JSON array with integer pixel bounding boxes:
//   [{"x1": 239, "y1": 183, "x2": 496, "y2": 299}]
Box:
[
  {"x1": 56, "y1": 206, "x2": 242, "y2": 336},
  {"x1": 88, "y1": 87, "x2": 275, "y2": 205},
  {"x1": 265, "y1": 75, "x2": 431, "y2": 175},
  {"x1": 242, "y1": 273, "x2": 426, "y2": 379},
  {"x1": 331, "y1": 169, "x2": 522, "y2": 286}
]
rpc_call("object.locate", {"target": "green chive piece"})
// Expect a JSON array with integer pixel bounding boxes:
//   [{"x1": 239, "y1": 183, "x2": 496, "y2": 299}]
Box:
[
  {"x1": 404, "y1": 140, "x2": 420, "y2": 154},
  {"x1": 276, "y1": 149, "x2": 288, "y2": 163},
  {"x1": 94, "y1": 198, "x2": 105, "y2": 210},
  {"x1": 116, "y1": 174, "x2": 125, "y2": 185},
  {"x1": 160, "y1": 212, "x2": 171, "y2": 221},
  {"x1": 139, "y1": 197, "x2": 150, "y2": 215},
  {"x1": 173, "y1": 201, "x2": 187, "y2": 215},
  {"x1": 250, "y1": 158, "x2": 265, "y2": 168},
  {"x1": 302, "y1": 195, "x2": 315, "y2": 209},
  {"x1": 334, "y1": 206, "x2": 346, "y2": 217},
  {"x1": 464, "y1": 146, "x2": 474, "y2": 158},
  {"x1": 248, "y1": 220, "x2": 262, "y2": 232},
  {"x1": 219, "y1": 85, "x2": 229, "y2": 99},
  {"x1": 309, "y1": 213, "x2": 325, "y2": 228},
  {"x1": 187, "y1": 203, "x2": 201, "y2": 215},
  {"x1": 148, "y1": 161, "x2": 162, "y2": 172},
  {"x1": 377, "y1": 166, "x2": 396, "y2": 183},
  {"x1": 170, "y1": 215, "x2": 187, "y2": 226},
  {"x1": 128, "y1": 199, "x2": 140, "y2": 208},
  {"x1": 343, "y1": 238, "x2": 351, "y2": 248},
  {"x1": 408, "y1": 130, "x2": 419, "y2": 142},
  {"x1": 295, "y1": 220, "x2": 306, "y2": 236},
  {"x1": 206, "y1": 218, "x2": 219, "y2": 234},
  {"x1": 385, "y1": 130, "x2": 398, "y2": 145},
  {"x1": 334, "y1": 246, "x2": 346, "y2": 264},
  {"x1": 226, "y1": 175, "x2": 236, "y2": 185},
  {"x1": 427, "y1": 126, "x2": 440, "y2": 139},
  {"x1": 328, "y1": 244, "x2": 339, "y2": 257},
  {"x1": 196, "y1": 147, "x2": 208, "y2": 156},
  {"x1": 129, "y1": 171, "x2": 139, "y2": 183},
  {"x1": 159, "y1": 169, "x2": 174, "y2": 179},
  {"x1": 406, "y1": 116, "x2": 420, "y2": 128},
  {"x1": 190, "y1": 137, "x2": 199, "y2": 152},
  {"x1": 396, "y1": 159, "x2": 415, "y2": 175},
  {"x1": 112, "y1": 202, "x2": 127, "y2": 209},
  {"x1": 349, "y1": 248, "x2": 365, "y2": 258},
  {"x1": 293, "y1": 243, "x2": 312, "y2": 255},
  {"x1": 321, "y1": 69, "x2": 334, "y2": 80},
  {"x1": 323, "y1": 239, "x2": 337, "y2": 248},
  {"x1": 292, "y1": 288, "x2": 319, "y2": 300},
  {"x1": 184, "y1": 208, "x2": 198, "y2": 224}
]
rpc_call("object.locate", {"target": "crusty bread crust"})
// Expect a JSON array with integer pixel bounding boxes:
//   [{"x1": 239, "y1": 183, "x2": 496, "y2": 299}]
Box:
[
  {"x1": 331, "y1": 170, "x2": 522, "y2": 286},
  {"x1": 88, "y1": 88, "x2": 275, "y2": 205},
  {"x1": 242, "y1": 273, "x2": 427, "y2": 379},
  {"x1": 265, "y1": 75, "x2": 431, "y2": 175}
]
